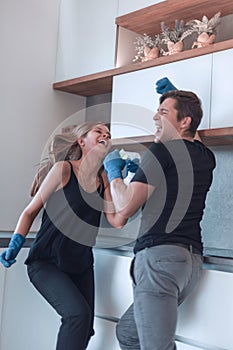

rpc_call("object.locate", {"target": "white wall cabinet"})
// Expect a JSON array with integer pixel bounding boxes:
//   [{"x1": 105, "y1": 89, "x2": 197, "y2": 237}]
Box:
[
  {"x1": 111, "y1": 54, "x2": 212, "y2": 138},
  {"x1": 211, "y1": 48, "x2": 233, "y2": 128},
  {"x1": 55, "y1": 0, "x2": 118, "y2": 82}
]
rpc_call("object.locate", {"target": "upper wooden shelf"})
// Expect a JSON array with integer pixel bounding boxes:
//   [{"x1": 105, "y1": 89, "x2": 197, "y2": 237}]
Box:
[
  {"x1": 116, "y1": 0, "x2": 233, "y2": 36},
  {"x1": 111, "y1": 127, "x2": 233, "y2": 150},
  {"x1": 53, "y1": 39, "x2": 233, "y2": 97}
]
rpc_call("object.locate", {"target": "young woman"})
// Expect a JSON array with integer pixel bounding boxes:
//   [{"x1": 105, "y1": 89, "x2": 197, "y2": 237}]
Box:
[{"x1": 0, "y1": 121, "x2": 126, "y2": 350}]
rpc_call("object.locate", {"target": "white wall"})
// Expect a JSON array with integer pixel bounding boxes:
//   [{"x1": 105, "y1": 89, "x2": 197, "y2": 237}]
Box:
[
  {"x1": 117, "y1": 0, "x2": 166, "y2": 17},
  {"x1": 0, "y1": 0, "x2": 86, "y2": 231}
]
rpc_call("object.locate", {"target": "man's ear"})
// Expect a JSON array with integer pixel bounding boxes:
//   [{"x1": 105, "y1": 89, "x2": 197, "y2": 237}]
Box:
[{"x1": 181, "y1": 116, "x2": 192, "y2": 131}]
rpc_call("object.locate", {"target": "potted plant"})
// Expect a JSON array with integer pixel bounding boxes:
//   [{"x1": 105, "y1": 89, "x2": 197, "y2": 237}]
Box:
[
  {"x1": 187, "y1": 12, "x2": 221, "y2": 49},
  {"x1": 133, "y1": 33, "x2": 162, "y2": 62},
  {"x1": 160, "y1": 19, "x2": 193, "y2": 55}
]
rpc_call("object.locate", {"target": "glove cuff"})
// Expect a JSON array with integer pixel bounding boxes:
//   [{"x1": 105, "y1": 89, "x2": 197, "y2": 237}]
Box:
[
  {"x1": 12, "y1": 233, "x2": 26, "y2": 246},
  {"x1": 4, "y1": 233, "x2": 25, "y2": 262},
  {"x1": 107, "y1": 169, "x2": 123, "y2": 183}
]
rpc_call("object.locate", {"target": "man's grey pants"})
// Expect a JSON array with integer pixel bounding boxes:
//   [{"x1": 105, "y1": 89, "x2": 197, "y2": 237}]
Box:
[{"x1": 116, "y1": 245, "x2": 203, "y2": 350}]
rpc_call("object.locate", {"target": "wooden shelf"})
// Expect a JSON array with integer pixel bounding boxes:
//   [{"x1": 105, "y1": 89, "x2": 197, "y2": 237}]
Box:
[
  {"x1": 116, "y1": 0, "x2": 233, "y2": 36},
  {"x1": 111, "y1": 127, "x2": 233, "y2": 150},
  {"x1": 199, "y1": 127, "x2": 233, "y2": 146},
  {"x1": 53, "y1": 39, "x2": 233, "y2": 97}
]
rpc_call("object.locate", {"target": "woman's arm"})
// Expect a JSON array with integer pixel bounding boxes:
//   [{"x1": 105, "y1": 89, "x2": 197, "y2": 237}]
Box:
[
  {"x1": 15, "y1": 161, "x2": 68, "y2": 237},
  {"x1": 0, "y1": 161, "x2": 69, "y2": 268},
  {"x1": 110, "y1": 179, "x2": 154, "y2": 218}
]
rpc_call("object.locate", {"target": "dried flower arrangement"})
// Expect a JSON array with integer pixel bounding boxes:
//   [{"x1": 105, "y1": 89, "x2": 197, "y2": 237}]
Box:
[
  {"x1": 160, "y1": 19, "x2": 194, "y2": 55},
  {"x1": 133, "y1": 33, "x2": 162, "y2": 62},
  {"x1": 132, "y1": 12, "x2": 221, "y2": 62},
  {"x1": 186, "y1": 12, "x2": 221, "y2": 48}
]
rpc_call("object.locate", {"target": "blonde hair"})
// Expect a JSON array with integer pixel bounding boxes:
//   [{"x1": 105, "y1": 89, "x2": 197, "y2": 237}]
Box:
[{"x1": 30, "y1": 121, "x2": 108, "y2": 196}]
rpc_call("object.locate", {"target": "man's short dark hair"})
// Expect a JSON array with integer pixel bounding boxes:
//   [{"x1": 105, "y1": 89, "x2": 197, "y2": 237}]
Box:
[{"x1": 159, "y1": 90, "x2": 203, "y2": 137}]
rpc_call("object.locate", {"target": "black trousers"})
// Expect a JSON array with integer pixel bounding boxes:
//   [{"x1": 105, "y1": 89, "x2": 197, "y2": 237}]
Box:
[{"x1": 27, "y1": 260, "x2": 94, "y2": 350}]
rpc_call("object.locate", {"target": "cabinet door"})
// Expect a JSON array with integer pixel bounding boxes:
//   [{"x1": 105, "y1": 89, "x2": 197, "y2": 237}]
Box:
[
  {"x1": 111, "y1": 55, "x2": 212, "y2": 138},
  {"x1": 0, "y1": 249, "x2": 59, "y2": 350},
  {"x1": 0, "y1": 248, "x2": 6, "y2": 336},
  {"x1": 88, "y1": 317, "x2": 120, "y2": 350},
  {"x1": 117, "y1": 0, "x2": 164, "y2": 16},
  {"x1": 176, "y1": 269, "x2": 233, "y2": 350},
  {"x1": 94, "y1": 251, "x2": 133, "y2": 318},
  {"x1": 176, "y1": 343, "x2": 203, "y2": 350},
  {"x1": 211, "y1": 48, "x2": 233, "y2": 128},
  {"x1": 56, "y1": 0, "x2": 118, "y2": 81}
]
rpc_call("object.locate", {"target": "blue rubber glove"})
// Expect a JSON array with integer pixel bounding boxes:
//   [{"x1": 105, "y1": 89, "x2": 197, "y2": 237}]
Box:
[
  {"x1": 155, "y1": 77, "x2": 177, "y2": 94},
  {"x1": 103, "y1": 149, "x2": 126, "y2": 182},
  {"x1": 0, "y1": 233, "x2": 25, "y2": 268},
  {"x1": 125, "y1": 158, "x2": 140, "y2": 177}
]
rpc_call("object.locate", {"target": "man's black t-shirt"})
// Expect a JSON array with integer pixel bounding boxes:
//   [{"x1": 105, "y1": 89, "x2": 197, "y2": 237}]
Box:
[{"x1": 131, "y1": 139, "x2": 216, "y2": 254}]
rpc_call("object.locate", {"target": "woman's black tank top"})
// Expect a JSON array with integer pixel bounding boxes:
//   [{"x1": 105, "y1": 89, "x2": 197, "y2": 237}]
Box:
[{"x1": 25, "y1": 162, "x2": 104, "y2": 273}]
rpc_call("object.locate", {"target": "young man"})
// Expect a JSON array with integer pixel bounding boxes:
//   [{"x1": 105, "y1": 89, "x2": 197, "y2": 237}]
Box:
[{"x1": 104, "y1": 89, "x2": 216, "y2": 349}]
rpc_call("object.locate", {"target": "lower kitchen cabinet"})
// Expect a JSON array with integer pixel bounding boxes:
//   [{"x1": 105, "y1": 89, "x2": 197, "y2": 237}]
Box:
[
  {"x1": 94, "y1": 250, "x2": 133, "y2": 318},
  {"x1": 93, "y1": 250, "x2": 233, "y2": 350},
  {"x1": 176, "y1": 269, "x2": 233, "y2": 350},
  {"x1": 88, "y1": 317, "x2": 120, "y2": 350},
  {"x1": 1, "y1": 247, "x2": 233, "y2": 349},
  {"x1": 0, "y1": 248, "x2": 59, "y2": 350},
  {"x1": 0, "y1": 248, "x2": 6, "y2": 338},
  {"x1": 176, "y1": 343, "x2": 204, "y2": 350}
]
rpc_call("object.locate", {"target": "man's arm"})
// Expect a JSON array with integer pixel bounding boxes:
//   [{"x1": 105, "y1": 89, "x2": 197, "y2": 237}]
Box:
[
  {"x1": 110, "y1": 177, "x2": 154, "y2": 219},
  {"x1": 104, "y1": 149, "x2": 155, "y2": 219}
]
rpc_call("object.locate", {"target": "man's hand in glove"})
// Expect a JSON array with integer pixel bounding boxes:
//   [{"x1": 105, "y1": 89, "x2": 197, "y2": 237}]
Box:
[{"x1": 155, "y1": 77, "x2": 177, "y2": 94}]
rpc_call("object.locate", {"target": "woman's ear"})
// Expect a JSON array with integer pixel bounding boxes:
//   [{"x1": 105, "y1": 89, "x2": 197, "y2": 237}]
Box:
[{"x1": 77, "y1": 137, "x2": 85, "y2": 148}]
